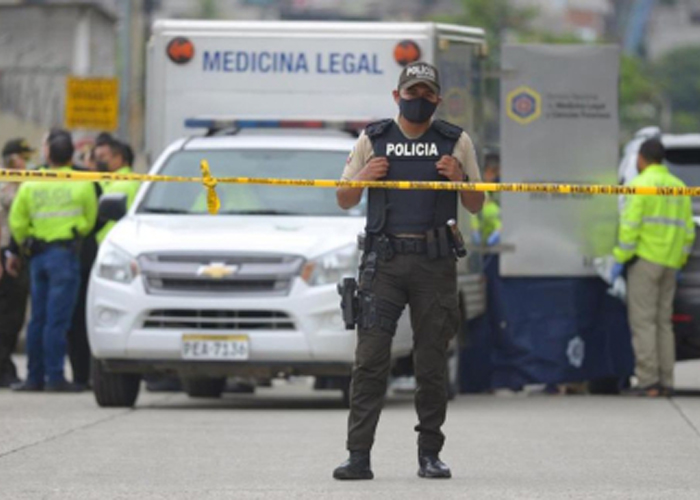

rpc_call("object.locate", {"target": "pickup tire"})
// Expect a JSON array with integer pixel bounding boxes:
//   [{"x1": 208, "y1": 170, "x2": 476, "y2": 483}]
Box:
[
  {"x1": 92, "y1": 359, "x2": 141, "y2": 408},
  {"x1": 182, "y1": 377, "x2": 226, "y2": 398}
]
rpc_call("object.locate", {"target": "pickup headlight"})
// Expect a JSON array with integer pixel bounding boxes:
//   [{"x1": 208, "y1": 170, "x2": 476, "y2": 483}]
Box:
[
  {"x1": 97, "y1": 243, "x2": 139, "y2": 284},
  {"x1": 301, "y1": 243, "x2": 359, "y2": 287}
]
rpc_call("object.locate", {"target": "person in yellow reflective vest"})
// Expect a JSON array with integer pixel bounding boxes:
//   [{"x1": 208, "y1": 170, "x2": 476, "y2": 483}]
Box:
[
  {"x1": 471, "y1": 195, "x2": 501, "y2": 245},
  {"x1": 471, "y1": 153, "x2": 502, "y2": 246},
  {"x1": 7, "y1": 132, "x2": 97, "y2": 392},
  {"x1": 94, "y1": 139, "x2": 140, "y2": 244},
  {"x1": 613, "y1": 138, "x2": 695, "y2": 397}
]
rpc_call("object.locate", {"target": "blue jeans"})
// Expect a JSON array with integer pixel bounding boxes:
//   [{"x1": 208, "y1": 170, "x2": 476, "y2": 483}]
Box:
[{"x1": 26, "y1": 246, "x2": 80, "y2": 385}]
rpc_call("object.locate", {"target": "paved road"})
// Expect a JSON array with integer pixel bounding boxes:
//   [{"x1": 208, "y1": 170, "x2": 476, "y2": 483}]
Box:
[{"x1": 2, "y1": 361, "x2": 700, "y2": 499}]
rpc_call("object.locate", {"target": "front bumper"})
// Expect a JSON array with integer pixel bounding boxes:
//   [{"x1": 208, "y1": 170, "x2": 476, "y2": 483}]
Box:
[
  {"x1": 100, "y1": 359, "x2": 352, "y2": 377},
  {"x1": 87, "y1": 274, "x2": 356, "y2": 365}
]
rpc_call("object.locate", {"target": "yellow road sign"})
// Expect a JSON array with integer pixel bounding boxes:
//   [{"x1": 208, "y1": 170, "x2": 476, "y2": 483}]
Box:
[{"x1": 64, "y1": 77, "x2": 119, "y2": 131}]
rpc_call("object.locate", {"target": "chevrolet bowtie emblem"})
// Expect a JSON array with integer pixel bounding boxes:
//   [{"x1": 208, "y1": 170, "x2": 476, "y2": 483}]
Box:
[{"x1": 197, "y1": 262, "x2": 239, "y2": 279}]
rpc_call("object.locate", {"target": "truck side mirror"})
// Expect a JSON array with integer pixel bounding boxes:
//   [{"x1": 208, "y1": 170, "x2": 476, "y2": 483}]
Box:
[{"x1": 99, "y1": 193, "x2": 128, "y2": 222}]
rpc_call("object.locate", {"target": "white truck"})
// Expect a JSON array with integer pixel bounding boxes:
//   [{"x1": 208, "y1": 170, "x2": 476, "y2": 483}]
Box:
[{"x1": 87, "y1": 21, "x2": 487, "y2": 407}]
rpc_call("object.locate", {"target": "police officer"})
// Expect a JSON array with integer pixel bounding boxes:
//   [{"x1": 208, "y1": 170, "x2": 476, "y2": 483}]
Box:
[
  {"x1": 66, "y1": 130, "x2": 105, "y2": 389},
  {"x1": 8, "y1": 133, "x2": 97, "y2": 392},
  {"x1": 93, "y1": 138, "x2": 140, "y2": 244},
  {"x1": 333, "y1": 62, "x2": 484, "y2": 480},
  {"x1": 471, "y1": 152, "x2": 501, "y2": 246},
  {"x1": 613, "y1": 138, "x2": 695, "y2": 397},
  {"x1": 0, "y1": 139, "x2": 33, "y2": 387}
]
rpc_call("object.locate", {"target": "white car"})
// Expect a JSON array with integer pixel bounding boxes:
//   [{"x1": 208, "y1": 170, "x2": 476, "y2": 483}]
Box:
[{"x1": 619, "y1": 126, "x2": 700, "y2": 188}]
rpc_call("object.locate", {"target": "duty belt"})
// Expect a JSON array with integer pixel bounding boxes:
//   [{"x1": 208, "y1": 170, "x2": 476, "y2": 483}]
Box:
[
  {"x1": 23, "y1": 237, "x2": 79, "y2": 258},
  {"x1": 365, "y1": 235, "x2": 427, "y2": 255}
]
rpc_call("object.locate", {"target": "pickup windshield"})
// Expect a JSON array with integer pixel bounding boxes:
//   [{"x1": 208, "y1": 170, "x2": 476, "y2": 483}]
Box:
[{"x1": 138, "y1": 149, "x2": 365, "y2": 217}]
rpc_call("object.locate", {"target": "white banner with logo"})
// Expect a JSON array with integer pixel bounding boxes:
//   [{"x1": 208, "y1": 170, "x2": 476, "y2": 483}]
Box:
[{"x1": 500, "y1": 44, "x2": 620, "y2": 277}]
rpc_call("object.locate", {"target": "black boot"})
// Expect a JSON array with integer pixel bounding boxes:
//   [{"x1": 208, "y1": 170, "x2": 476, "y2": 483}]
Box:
[
  {"x1": 11, "y1": 381, "x2": 43, "y2": 392},
  {"x1": 418, "y1": 450, "x2": 451, "y2": 479},
  {"x1": 333, "y1": 451, "x2": 373, "y2": 480}
]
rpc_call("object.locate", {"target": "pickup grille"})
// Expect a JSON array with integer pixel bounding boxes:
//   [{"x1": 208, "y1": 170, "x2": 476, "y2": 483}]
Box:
[
  {"x1": 143, "y1": 309, "x2": 295, "y2": 330},
  {"x1": 138, "y1": 252, "x2": 304, "y2": 296},
  {"x1": 145, "y1": 278, "x2": 288, "y2": 294}
]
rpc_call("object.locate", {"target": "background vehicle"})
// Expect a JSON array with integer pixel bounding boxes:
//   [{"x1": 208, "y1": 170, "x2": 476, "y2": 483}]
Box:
[
  {"x1": 619, "y1": 126, "x2": 700, "y2": 360},
  {"x1": 88, "y1": 21, "x2": 487, "y2": 408}
]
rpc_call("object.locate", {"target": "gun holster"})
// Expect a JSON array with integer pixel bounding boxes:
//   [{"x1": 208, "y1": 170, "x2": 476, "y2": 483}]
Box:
[
  {"x1": 337, "y1": 277, "x2": 359, "y2": 330},
  {"x1": 22, "y1": 237, "x2": 46, "y2": 258}
]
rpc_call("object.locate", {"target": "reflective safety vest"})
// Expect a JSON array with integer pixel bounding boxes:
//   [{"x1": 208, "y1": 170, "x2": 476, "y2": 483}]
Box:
[
  {"x1": 471, "y1": 194, "x2": 501, "y2": 241},
  {"x1": 614, "y1": 164, "x2": 695, "y2": 269},
  {"x1": 9, "y1": 166, "x2": 98, "y2": 244},
  {"x1": 96, "y1": 166, "x2": 141, "y2": 244}
]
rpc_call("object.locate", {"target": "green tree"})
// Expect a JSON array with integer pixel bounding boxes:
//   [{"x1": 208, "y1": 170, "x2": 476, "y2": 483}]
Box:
[
  {"x1": 619, "y1": 55, "x2": 662, "y2": 139},
  {"x1": 198, "y1": 0, "x2": 220, "y2": 19},
  {"x1": 518, "y1": 31, "x2": 587, "y2": 45},
  {"x1": 653, "y1": 45, "x2": 700, "y2": 133},
  {"x1": 434, "y1": 0, "x2": 537, "y2": 55}
]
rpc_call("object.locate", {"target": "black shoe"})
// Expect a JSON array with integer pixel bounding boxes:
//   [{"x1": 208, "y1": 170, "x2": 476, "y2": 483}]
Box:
[
  {"x1": 333, "y1": 451, "x2": 374, "y2": 480},
  {"x1": 45, "y1": 380, "x2": 84, "y2": 393},
  {"x1": 11, "y1": 381, "x2": 43, "y2": 392},
  {"x1": 660, "y1": 386, "x2": 675, "y2": 398},
  {"x1": 0, "y1": 373, "x2": 21, "y2": 388},
  {"x1": 622, "y1": 385, "x2": 661, "y2": 398},
  {"x1": 418, "y1": 451, "x2": 452, "y2": 479}
]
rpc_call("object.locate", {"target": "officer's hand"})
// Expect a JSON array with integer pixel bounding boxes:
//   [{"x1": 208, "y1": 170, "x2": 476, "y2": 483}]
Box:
[
  {"x1": 356, "y1": 157, "x2": 389, "y2": 181},
  {"x1": 6, "y1": 255, "x2": 20, "y2": 278},
  {"x1": 436, "y1": 155, "x2": 464, "y2": 182}
]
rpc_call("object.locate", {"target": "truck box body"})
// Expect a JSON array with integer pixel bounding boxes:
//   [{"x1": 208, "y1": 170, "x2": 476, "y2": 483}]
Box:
[{"x1": 146, "y1": 21, "x2": 485, "y2": 159}]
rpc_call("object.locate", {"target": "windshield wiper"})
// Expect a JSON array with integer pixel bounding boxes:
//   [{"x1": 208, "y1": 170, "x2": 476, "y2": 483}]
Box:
[
  {"x1": 140, "y1": 207, "x2": 192, "y2": 214},
  {"x1": 218, "y1": 209, "x2": 303, "y2": 216}
]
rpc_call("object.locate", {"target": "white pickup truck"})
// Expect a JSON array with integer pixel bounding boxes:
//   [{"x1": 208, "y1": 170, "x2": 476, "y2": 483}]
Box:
[{"x1": 87, "y1": 21, "x2": 487, "y2": 407}]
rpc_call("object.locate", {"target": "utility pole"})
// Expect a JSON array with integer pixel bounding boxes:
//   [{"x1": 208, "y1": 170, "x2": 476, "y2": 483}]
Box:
[{"x1": 118, "y1": 0, "x2": 132, "y2": 140}]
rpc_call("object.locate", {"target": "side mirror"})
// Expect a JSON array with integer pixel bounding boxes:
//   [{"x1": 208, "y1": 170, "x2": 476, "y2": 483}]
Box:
[{"x1": 99, "y1": 193, "x2": 127, "y2": 222}]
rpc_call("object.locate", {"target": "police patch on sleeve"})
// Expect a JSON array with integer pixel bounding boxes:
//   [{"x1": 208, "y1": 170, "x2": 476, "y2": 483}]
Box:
[{"x1": 346, "y1": 149, "x2": 354, "y2": 165}]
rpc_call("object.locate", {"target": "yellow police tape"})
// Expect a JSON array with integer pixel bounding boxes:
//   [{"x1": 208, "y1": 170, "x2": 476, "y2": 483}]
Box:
[{"x1": 2, "y1": 160, "x2": 700, "y2": 216}]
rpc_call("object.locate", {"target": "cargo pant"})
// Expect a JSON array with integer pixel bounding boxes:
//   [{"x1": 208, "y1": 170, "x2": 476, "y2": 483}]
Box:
[
  {"x1": 346, "y1": 252, "x2": 459, "y2": 453},
  {"x1": 627, "y1": 258, "x2": 677, "y2": 388},
  {"x1": 0, "y1": 251, "x2": 29, "y2": 380}
]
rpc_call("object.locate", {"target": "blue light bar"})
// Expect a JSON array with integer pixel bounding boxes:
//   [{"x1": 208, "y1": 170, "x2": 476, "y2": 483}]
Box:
[
  {"x1": 184, "y1": 118, "x2": 371, "y2": 131},
  {"x1": 185, "y1": 118, "x2": 220, "y2": 129}
]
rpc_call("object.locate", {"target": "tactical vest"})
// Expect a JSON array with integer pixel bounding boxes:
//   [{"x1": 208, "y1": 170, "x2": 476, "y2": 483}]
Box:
[{"x1": 365, "y1": 119, "x2": 461, "y2": 235}]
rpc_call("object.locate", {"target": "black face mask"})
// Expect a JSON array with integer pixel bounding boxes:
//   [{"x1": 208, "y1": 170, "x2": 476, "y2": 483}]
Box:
[
  {"x1": 399, "y1": 97, "x2": 438, "y2": 124},
  {"x1": 96, "y1": 161, "x2": 109, "y2": 172}
]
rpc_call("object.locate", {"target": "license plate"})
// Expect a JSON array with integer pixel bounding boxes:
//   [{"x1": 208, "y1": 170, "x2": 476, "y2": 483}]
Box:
[{"x1": 181, "y1": 334, "x2": 249, "y2": 361}]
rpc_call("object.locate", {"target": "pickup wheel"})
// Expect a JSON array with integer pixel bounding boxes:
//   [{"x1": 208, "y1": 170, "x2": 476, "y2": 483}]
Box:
[
  {"x1": 92, "y1": 359, "x2": 141, "y2": 408},
  {"x1": 182, "y1": 377, "x2": 226, "y2": 398}
]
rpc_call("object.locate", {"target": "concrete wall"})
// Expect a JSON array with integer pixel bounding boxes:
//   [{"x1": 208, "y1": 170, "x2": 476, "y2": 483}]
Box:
[
  {"x1": 647, "y1": 0, "x2": 700, "y2": 60},
  {"x1": 0, "y1": 4, "x2": 116, "y2": 153}
]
